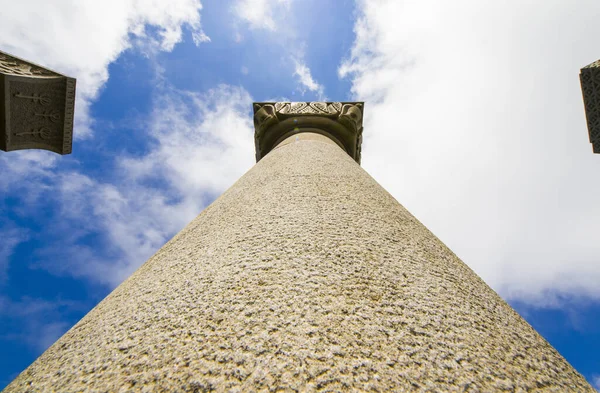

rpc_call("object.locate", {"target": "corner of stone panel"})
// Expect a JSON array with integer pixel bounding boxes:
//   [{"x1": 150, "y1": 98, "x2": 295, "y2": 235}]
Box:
[{"x1": 252, "y1": 102, "x2": 364, "y2": 164}]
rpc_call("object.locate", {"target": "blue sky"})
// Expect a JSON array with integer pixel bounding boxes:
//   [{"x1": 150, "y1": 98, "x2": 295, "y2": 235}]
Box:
[{"x1": 1, "y1": 0, "x2": 600, "y2": 389}]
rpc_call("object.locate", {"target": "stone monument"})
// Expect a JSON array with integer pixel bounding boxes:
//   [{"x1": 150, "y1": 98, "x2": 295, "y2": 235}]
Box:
[
  {"x1": 580, "y1": 59, "x2": 600, "y2": 153},
  {"x1": 4, "y1": 102, "x2": 594, "y2": 391},
  {"x1": 0, "y1": 50, "x2": 76, "y2": 155}
]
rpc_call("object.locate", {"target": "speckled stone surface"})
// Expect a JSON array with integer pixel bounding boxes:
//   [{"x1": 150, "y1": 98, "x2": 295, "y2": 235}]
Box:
[{"x1": 5, "y1": 137, "x2": 593, "y2": 392}]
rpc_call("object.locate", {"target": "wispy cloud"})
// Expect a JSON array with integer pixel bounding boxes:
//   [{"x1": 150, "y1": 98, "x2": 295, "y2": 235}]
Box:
[
  {"x1": 0, "y1": 0, "x2": 216, "y2": 290},
  {"x1": 232, "y1": 0, "x2": 291, "y2": 31},
  {"x1": 340, "y1": 0, "x2": 600, "y2": 305},
  {"x1": 20, "y1": 84, "x2": 255, "y2": 288},
  {"x1": 0, "y1": 296, "x2": 84, "y2": 352},
  {"x1": 232, "y1": 0, "x2": 327, "y2": 101},
  {"x1": 0, "y1": 225, "x2": 28, "y2": 283},
  {"x1": 0, "y1": 0, "x2": 209, "y2": 138},
  {"x1": 294, "y1": 61, "x2": 327, "y2": 100},
  {"x1": 121, "y1": 85, "x2": 255, "y2": 198}
]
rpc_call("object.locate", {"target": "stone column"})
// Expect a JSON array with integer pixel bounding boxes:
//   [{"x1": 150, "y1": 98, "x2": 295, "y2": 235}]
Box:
[{"x1": 4, "y1": 102, "x2": 593, "y2": 392}]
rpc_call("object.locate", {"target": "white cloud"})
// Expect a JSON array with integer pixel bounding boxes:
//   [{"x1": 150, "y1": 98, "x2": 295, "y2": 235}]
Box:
[
  {"x1": 340, "y1": 0, "x2": 600, "y2": 305},
  {"x1": 0, "y1": 296, "x2": 83, "y2": 351},
  {"x1": 0, "y1": 0, "x2": 209, "y2": 138},
  {"x1": 0, "y1": 225, "x2": 28, "y2": 283},
  {"x1": 120, "y1": 84, "x2": 255, "y2": 202},
  {"x1": 232, "y1": 0, "x2": 327, "y2": 101},
  {"x1": 34, "y1": 321, "x2": 71, "y2": 352},
  {"x1": 0, "y1": 0, "x2": 212, "y2": 286},
  {"x1": 0, "y1": 151, "x2": 60, "y2": 283},
  {"x1": 233, "y1": 0, "x2": 291, "y2": 31},
  {"x1": 0, "y1": 150, "x2": 58, "y2": 201},
  {"x1": 593, "y1": 375, "x2": 600, "y2": 392},
  {"x1": 30, "y1": 84, "x2": 255, "y2": 287},
  {"x1": 294, "y1": 61, "x2": 326, "y2": 100}
]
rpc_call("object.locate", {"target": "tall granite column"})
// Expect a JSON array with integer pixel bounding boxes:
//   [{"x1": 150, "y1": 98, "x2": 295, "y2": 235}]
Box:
[{"x1": 5, "y1": 102, "x2": 593, "y2": 392}]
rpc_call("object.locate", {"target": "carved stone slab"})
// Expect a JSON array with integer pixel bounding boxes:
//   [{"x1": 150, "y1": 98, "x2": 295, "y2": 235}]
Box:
[
  {"x1": 253, "y1": 102, "x2": 364, "y2": 163},
  {"x1": 0, "y1": 50, "x2": 76, "y2": 155},
  {"x1": 580, "y1": 59, "x2": 600, "y2": 153}
]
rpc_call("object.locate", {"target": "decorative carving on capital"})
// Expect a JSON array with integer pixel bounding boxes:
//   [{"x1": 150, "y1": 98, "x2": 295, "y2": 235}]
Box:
[
  {"x1": 338, "y1": 103, "x2": 363, "y2": 132},
  {"x1": 253, "y1": 104, "x2": 279, "y2": 138},
  {"x1": 0, "y1": 53, "x2": 61, "y2": 78},
  {"x1": 274, "y1": 101, "x2": 343, "y2": 115},
  {"x1": 0, "y1": 50, "x2": 76, "y2": 155},
  {"x1": 580, "y1": 59, "x2": 600, "y2": 153},
  {"x1": 253, "y1": 101, "x2": 364, "y2": 164},
  {"x1": 583, "y1": 59, "x2": 600, "y2": 69}
]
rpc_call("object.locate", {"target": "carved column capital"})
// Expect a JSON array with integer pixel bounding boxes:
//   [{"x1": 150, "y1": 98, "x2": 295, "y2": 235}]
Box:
[
  {"x1": 580, "y1": 59, "x2": 600, "y2": 154},
  {"x1": 0, "y1": 50, "x2": 76, "y2": 155},
  {"x1": 253, "y1": 101, "x2": 364, "y2": 164}
]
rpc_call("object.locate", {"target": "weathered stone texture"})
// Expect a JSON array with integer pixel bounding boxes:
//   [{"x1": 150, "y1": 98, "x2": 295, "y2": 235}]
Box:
[
  {"x1": 580, "y1": 59, "x2": 600, "y2": 153},
  {"x1": 5, "y1": 137, "x2": 593, "y2": 392}
]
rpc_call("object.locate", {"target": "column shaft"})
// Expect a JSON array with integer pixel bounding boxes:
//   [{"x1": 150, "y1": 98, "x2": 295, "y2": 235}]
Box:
[{"x1": 5, "y1": 137, "x2": 593, "y2": 392}]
